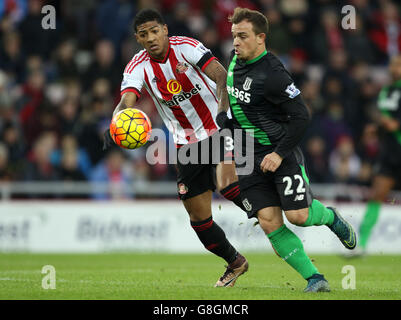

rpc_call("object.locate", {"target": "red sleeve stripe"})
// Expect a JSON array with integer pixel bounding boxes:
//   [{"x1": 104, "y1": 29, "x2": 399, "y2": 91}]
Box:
[
  {"x1": 126, "y1": 56, "x2": 148, "y2": 74},
  {"x1": 180, "y1": 36, "x2": 200, "y2": 45},
  {"x1": 124, "y1": 51, "x2": 146, "y2": 73},
  {"x1": 171, "y1": 37, "x2": 199, "y2": 46},
  {"x1": 121, "y1": 87, "x2": 141, "y2": 97},
  {"x1": 170, "y1": 40, "x2": 198, "y2": 48},
  {"x1": 125, "y1": 51, "x2": 148, "y2": 74},
  {"x1": 170, "y1": 36, "x2": 199, "y2": 45},
  {"x1": 201, "y1": 56, "x2": 217, "y2": 71}
]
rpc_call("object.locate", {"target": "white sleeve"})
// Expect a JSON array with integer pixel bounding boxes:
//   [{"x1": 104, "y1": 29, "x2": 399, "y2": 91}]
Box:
[
  {"x1": 120, "y1": 60, "x2": 145, "y2": 98},
  {"x1": 177, "y1": 38, "x2": 217, "y2": 71}
]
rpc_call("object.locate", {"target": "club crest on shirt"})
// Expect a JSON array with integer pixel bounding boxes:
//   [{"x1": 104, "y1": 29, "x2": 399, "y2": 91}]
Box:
[
  {"x1": 178, "y1": 183, "x2": 188, "y2": 195},
  {"x1": 242, "y1": 198, "x2": 252, "y2": 211},
  {"x1": 243, "y1": 77, "x2": 253, "y2": 91},
  {"x1": 176, "y1": 62, "x2": 189, "y2": 74}
]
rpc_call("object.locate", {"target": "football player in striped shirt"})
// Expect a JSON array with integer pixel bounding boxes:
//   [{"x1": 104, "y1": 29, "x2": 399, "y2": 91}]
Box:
[
  {"x1": 219, "y1": 7, "x2": 358, "y2": 292},
  {"x1": 104, "y1": 9, "x2": 248, "y2": 287}
]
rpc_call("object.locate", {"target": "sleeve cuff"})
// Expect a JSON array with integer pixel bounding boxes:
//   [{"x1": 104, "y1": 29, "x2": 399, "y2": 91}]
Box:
[
  {"x1": 201, "y1": 56, "x2": 217, "y2": 72},
  {"x1": 121, "y1": 87, "x2": 141, "y2": 98},
  {"x1": 196, "y1": 51, "x2": 217, "y2": 71}
]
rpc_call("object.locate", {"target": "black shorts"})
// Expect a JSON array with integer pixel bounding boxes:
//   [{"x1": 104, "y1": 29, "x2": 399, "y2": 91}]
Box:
[
  {"x1": 375, "y1": 145, "x2": 401, "y2": 182},
  {"x1": 176, "y1": 131, "x2": 234, "y2": 200},
  {"x1": 238, "y1": 147, "x2": 313, "y2": 218}
]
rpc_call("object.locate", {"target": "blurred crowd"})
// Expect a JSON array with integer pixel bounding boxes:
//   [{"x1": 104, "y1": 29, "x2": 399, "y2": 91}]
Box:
[{"x1": 0, "y1": 0, "x2": 400, "y2": 199}]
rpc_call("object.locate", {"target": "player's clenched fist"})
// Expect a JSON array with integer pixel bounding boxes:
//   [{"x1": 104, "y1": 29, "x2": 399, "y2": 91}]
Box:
[{"x1": 260, "y1": 152, "x2": 283, "y2": 173}]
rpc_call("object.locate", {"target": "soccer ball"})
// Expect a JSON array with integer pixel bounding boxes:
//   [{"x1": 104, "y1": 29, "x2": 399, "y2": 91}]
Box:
[{"x1": 110, "y1": 108, "x2": 152, "y2": 149}]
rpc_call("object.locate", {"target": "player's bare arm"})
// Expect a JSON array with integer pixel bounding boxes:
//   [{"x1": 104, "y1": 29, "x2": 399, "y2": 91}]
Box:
[
  {"x1": 380, "y1": 114, "x2": 400, "y2": 132},
  {"x1": 203, "y1": 59, "x2": 230, "y2": 114},
  {"x1": 260, "y1": 152, "x2": 283, "y2": 173},
  {"x1": 113, "y1": 92, "x2": 138, "y2": 117}
]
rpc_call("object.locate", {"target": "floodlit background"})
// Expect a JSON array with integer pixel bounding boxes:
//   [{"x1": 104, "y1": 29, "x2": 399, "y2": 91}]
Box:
[{"x1": 0, "y1": 0, "x2": 400, "y2": 254}]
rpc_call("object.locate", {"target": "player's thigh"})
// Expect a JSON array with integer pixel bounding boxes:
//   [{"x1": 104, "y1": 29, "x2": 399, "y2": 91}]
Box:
[
  {"x1": 216, "y1": 160, "x2": 238, "y2": 191},
  {"x1": 370, "y1": 175, "x2": 396, "y2": 202},
  {"x1": 275, "y1": 148, "x2": 313, "y2": 212},
  {"x1": 284, "y1": 207, "x2": 309, "y2": 226},
  {"x1": 183, "y1": 190, "x2": 213, "y2": 221},
  {"x1": 176, "y1": 142, "x2": 216, "y2": 201},
  {"x1": 237, "y1": 173, "x2": 281, "y2": 218},
  {"x1": 256, "y1": 206, "x2": 283, "y2": 234}
]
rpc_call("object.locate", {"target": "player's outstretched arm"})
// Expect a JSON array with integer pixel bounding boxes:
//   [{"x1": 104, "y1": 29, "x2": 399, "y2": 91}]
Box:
[
  {"x1": 203, "y1": 59, "x2": 229, "y2": 114},
  {"x1": 113, "y1": 91, "x2": 138, "y2": 117},
  {"x1": 203, "y1": 60, "x2": 232, "y2": 130},
  {"x1": 103, "y1": 92, "x2": 139, "y2": 150}
]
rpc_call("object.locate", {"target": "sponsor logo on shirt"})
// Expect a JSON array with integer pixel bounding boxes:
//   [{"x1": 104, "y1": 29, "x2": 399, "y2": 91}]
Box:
[
  {"x1": 227, "y1": 85, "x2": 251, "y2": 103},
  {"x1": 162, "y1": 84, "x2": 202, "y2": 107},
  {"x1": 167, "y1": 79, "x2": 182, "y2": 94}
]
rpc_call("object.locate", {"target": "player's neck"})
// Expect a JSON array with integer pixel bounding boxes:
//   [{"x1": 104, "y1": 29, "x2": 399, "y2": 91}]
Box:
[
  {"x1": 246, "y1": 47, "x2": 267, "y2": 64},
  {"x1": 148, "y1": 41, "x2": 170, "y2": 62}
]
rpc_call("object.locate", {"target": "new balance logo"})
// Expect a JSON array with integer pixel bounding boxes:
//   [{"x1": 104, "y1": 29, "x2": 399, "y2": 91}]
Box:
[{"x1": 294, "y1": 194, "x2": 304, "y2": 201}]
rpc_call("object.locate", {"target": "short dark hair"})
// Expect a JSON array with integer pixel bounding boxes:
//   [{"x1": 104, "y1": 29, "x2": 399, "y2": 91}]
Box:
[
  {"x1": 133, "y1": 8, "x2": 165, "y2": 32},
  {"x1": 228, "y1": 7, "x2": 269, "y2": 36}
]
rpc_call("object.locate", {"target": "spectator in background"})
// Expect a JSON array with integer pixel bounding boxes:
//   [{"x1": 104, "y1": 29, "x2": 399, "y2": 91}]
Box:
[
  {"x1": 23, "y1": 131, "x2": 59, "y2": 182},
  {"x1": 1, "y1": 123, "x2": 25, "y2": 175},
  {"x1": 83, "y1": 39, "x2": 121, "y2": 93},
  {"x1": 314, "y1": 100, "x2": 352, "y2": 151},
  {"x1": 369, "y1": 1, "x2": 401, "y2": 64},
  {"x1": 304, "y1": 135, "x2": 332, "y2": 183},
  {"x1": 58, "y1": 98, "x2": 81, "y2": 135},
  {"x1": 358, "y1": 123, "x2": 380, "y2": 164},
  {"x1": 322, "y1": 49, "x2": 354, "y2": 103},
  {"x1": 287, "y1": 17, "x2": 309, "y2": 61},
  {"x1": 0, "y1": 142, "x2": 12, "y2": 181},
  {"x1": 288, "y1": 50, "x2": 308, "y2": 88},
  {"x1": 0, "y1": 0, "x2": 28, "y2": 24},
  {"x1": 329, "y1": 135, "x2": 361, "y2": 184},
  {"x1": 213, "y1": 0, "x2": 258, "y2": 41},
  {"x1": 59, "y1": 0, "x2": 97, "y2": 50},
  {"x1": 0, "y1": 31, "x2": 25, "y2": 83},
  {"x1": 300, "y1": 80, "x2": 324, "y2": 114},
  {"x1": 53, "y1": 39, "x2": 80, "y2": 81},
  {"x1": 311, "y1": 8, "x2": 344, "y2": 64},
  {"x1": 95, "y1": 0, "x2": 135, "y2": 52},
  {"x1": 264, "y1": 8, "x2": 291, "y2": 58},
  {"x1": 78, "y1": 97, "x2": 108, "y2": 166},
  {"x1": 344, "y1": 14, "x2": 375, "y2": 64},
  {"x1": 18, "y1": 0, "x2": 56, "y2": 59},
  {"x1": 51, "y1": 134, "x2": 91, "y2": 180},
  {"x1": 18, "y1": 69, "x2": 47, "y2": 144},
  {"x1": 90, "y1": 147, "x2": 134, "y2": 200},
  {"x1": 165, "y1": 1, "x2": 194, "y2": 38}
]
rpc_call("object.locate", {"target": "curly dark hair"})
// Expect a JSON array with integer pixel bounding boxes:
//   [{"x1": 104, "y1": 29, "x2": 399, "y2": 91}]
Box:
[{"x1": 133, "y1": 8, "x2": 165, "y2": 32}]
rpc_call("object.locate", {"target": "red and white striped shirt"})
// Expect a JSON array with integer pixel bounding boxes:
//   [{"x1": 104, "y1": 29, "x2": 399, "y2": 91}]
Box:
[{"x1": 121, "y1": 36, "x2": 219, "y2": 145}]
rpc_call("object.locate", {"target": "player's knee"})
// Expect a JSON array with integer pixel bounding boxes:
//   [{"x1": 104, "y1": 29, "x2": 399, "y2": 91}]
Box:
[
  {"x1": 217, "y1": 175, "x2": 237, "y2": 192},
  {"x1": 257, "y1": 213, "x2": 281, "y2": 234},
  {"x1": 285, "y1": 209, "x2": 308, "y2": 226}
]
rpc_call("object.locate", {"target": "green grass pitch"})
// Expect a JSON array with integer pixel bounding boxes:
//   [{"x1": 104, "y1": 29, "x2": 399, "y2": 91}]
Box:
[{"x1": 0, "y1": 253, "x2": 400, "y2": 300}]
